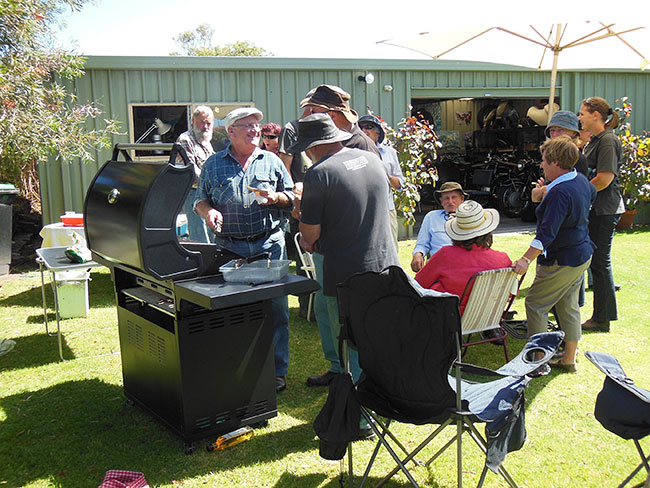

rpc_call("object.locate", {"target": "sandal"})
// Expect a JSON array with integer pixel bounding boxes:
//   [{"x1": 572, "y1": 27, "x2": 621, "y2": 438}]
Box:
[{"x1": 549, "y1": 358, "x2": 577, "y2": 373}]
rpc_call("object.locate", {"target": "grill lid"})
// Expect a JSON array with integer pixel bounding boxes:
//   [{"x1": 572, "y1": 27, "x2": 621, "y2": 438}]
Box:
[{"x1": 84, "y1": 143, "x2": 225, "y2": 281}]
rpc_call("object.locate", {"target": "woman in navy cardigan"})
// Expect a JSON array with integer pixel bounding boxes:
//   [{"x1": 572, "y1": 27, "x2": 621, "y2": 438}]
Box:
[{"x1": 513, "y1": 136, "x2": 596, "y2": 372}]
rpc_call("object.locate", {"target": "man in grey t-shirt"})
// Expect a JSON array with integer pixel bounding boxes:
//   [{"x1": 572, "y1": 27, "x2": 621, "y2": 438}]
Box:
[{"x1": 293, "y1": 114, "x2": 399, "y2": 393}]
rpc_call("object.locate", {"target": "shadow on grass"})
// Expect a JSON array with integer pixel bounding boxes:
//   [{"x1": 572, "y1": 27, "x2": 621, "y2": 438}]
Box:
[
  {"x1": 0, "y1": 332, "x2": 69, "y2": 370},
  {"x1": 0, "y1": 378, "x2": 328, "y2": 488},
  {"x1": 0, "y1": 270, "x2": 115, "y2": 309}
]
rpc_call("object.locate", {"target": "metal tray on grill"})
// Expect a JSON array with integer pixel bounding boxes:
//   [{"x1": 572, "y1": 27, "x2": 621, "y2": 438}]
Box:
[{"x1": 220, "y1": 259, "x2": 291, "y2": 284}]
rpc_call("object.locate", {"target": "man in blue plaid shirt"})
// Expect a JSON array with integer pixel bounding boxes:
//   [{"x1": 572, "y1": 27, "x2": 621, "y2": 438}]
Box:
[{"x1": 196, "y1": 107, "x2": 295, "y2": 393}]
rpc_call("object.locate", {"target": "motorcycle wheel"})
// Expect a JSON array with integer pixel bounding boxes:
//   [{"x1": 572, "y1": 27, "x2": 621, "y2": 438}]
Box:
[{"x1": 496, "y1": 184, "x2": 527, "y2": 218}]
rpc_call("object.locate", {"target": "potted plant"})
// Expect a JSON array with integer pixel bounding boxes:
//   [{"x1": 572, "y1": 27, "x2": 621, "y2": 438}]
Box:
[
  {"x1": 384, "y1": 108, "x2": 440, "y2": 233},
  {"x1": 615, "y1": 98, "x2": 650, "y2": 228}
]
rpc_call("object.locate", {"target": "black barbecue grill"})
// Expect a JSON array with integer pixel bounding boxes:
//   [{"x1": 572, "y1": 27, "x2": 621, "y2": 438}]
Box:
[{"x1": 84, "y1": 143, "x2": 318, "y2": 453}]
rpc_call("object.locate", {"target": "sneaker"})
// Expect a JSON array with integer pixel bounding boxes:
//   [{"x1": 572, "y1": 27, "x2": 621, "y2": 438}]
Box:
[
  {"x1": 275, "y1": 376, "x2": 287, "y2": 393},
  {"x1": 306, "y1": 371, "x2": 338, "y2": 387}
]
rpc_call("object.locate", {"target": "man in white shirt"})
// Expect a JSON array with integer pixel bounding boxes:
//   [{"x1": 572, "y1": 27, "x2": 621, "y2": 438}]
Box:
[
  {"x1": 359, "y1": 114, "x2": 404, "y2": 250},
  {"x1": 411, "y1": 181, "x2": 467, "y2": 272}
]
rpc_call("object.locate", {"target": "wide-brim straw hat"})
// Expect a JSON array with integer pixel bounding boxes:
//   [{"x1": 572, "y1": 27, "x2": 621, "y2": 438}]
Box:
[
  {"x1": 527, "y1": 103, "x2": 560, "y2": 126},
  {"x1": 445, "y1": 200, "x2": 500, "y2": 241}
]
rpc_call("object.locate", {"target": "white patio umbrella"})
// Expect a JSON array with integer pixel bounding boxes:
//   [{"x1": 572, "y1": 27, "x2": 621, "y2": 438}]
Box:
[{"x1": 379, "y1": 22, "x2": 649, "y2": 124}]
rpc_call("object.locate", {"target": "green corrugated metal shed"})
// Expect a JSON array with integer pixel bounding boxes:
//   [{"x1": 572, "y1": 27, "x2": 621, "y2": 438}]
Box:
[{"x1": 39, "y1": 56, "x2": 650, "y2": 224}]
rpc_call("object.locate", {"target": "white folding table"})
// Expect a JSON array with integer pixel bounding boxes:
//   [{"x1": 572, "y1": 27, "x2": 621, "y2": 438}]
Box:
[{"x1": 35, "y1": 247, "x2": 101, "y2": 360}]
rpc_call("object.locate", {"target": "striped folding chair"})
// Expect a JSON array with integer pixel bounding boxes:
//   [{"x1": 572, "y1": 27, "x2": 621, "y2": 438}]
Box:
[{"x1": 459, "y1": 267, "x2": 524, "y2": 362}]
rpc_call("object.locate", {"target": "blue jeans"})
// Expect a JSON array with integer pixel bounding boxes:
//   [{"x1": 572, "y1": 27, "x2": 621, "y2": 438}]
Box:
[
  {"x1": 213, "y1": 229, "x2": 290, "y2": 376},
  {"x1": 183, "y1": 188, "x2": 210, "y2": 243},
  {"x1": 588, "y1": 213, "x2": 620, "y2": 323},
  {"x1": 313, "y1": 253, "x2": 343, "y2": 373}
]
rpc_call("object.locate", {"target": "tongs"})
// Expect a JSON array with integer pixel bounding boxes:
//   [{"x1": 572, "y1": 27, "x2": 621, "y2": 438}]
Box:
[{"x1": 233, "y1": 252, "x2": 272, "y2": 269}]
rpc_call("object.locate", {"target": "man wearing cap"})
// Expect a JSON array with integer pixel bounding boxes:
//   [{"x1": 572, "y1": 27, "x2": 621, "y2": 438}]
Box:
[
  {"x1": 195, "y1": 107, "x2": 294, "y2": 393},
  {"x1": 295, "y1": 114, "x2": 399, "y2": 402},
  {"x1": 359, "y1": 114, "x2": 404, "y2": 250},
  {"x1": 410, "y1": 182, "x2": 467, "y2": 273},
  {"x1": 299, "y1": 84, "x2": 380, "y2": 158},
  {"x1": 176, "y1": 105, "x2": 215, "y2": 243}
]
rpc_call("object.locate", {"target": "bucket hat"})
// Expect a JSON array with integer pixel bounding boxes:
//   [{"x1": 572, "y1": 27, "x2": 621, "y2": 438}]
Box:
[
  {"x1": 300, "y1": 85, "x2": 359, "y2": 124},
  {"x1": 544, "y1": 110, "x2": 580, "y2": 138},
  {"x1": 435, "y1": 181, "x2": 469, "y2": 198},
  {"x1": 445, "y1": 200, "x2": 500, "y2": 241},
  {"x1": 287, "y1": 114, "x2": 352, "y2": 153},
  {"x1": 358, "y1": 115, "x2": 385, "y2": 144}
]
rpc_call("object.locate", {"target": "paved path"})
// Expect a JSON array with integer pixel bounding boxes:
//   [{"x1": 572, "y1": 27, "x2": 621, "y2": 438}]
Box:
[{"x1": 406, "y1": 210, "x2": 536, "y2": 241}]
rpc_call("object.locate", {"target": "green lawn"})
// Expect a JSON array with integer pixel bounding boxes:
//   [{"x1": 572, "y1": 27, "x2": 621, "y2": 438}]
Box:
[{"x1": 1, "y1": 227, "x2": 648, "y2": 488}]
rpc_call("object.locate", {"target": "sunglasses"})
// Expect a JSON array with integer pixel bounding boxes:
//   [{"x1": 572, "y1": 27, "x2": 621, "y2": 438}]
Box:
[
  {"x1": 262, "y1": 134, "x2": 278, "y2": 140},
  {"x1": 359, "y1": 125, "x2": 375, "y2": 131}
]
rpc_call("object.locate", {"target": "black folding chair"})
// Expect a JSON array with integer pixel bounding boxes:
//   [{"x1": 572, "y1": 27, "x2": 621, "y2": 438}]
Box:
[
  {"x1": 334, "y1": 266, "x2": 564, "y2": 488},
  {"x1": 586, "y1": 351, "x2": 650, "y2": 488}
]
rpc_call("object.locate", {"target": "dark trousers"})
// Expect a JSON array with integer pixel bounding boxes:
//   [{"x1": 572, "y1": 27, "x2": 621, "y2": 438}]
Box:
[{"x1": 588, "y1": 213, "x2": 621, "y2": 323}]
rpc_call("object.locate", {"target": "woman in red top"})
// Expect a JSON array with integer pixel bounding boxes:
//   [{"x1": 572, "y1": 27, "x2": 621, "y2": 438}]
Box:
[{"x1": 415, "y1": 200, "x2": 512, "y2": 314}]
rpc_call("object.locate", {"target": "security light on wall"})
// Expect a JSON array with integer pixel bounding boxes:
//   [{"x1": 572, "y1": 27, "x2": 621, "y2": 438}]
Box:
[{"x1": 358, "y1": 73, "x2": 375, "y2": 84}]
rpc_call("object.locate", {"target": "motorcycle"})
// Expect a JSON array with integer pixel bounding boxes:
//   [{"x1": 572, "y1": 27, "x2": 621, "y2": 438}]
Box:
[{"x1": 492, "y1": 154, "x2": 542, "y2": 219}]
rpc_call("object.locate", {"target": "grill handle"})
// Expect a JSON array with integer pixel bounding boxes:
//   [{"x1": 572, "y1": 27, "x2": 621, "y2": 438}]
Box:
[{"x1": 111, "y1": 143, "x2": 190, "y2": 166}]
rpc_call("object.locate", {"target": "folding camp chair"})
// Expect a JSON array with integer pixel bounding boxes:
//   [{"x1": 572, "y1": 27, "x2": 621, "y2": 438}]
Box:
[
  {"x1": 459, "y1": 267, "x2": 525, "y2": 362},
  {"x1": 586, "y1": 351, "x2": 650, "y2": 488},
  {"x1": 293, "y1": 231, "x2": 317, "y2": 321},
  {"x1": 335, "y1": 266, "x2": 563, "y2": 488}
]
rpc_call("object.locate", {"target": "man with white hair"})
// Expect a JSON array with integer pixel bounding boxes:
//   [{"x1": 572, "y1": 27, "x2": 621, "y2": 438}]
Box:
[
  {"x1": 196, "y1": 107, "x2": 295, "y2": 393},
  {"x1": 176, "y1": 105, "x2": 215, "y2": 242}
]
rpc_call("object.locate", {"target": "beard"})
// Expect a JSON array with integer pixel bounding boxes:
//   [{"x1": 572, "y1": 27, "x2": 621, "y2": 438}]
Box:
[{"x1": 192, "y1": 127, "x2": 213, "y2": 144}]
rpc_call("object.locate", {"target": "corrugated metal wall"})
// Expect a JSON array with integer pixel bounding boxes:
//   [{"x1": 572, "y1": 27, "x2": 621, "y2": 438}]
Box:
[{"x1": 38, "y1": 56, "x2": 650, "y2": 224}]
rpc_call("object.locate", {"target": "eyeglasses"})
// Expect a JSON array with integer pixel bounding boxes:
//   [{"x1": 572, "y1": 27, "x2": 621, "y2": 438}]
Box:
[
  {"x1": 262, "y1": 134, "x2": 278, "y2": 140},
  {"x1": 359, "y1": 125, "x2": 375, "y2": 131},
  {"x1": 232, "y1": 123, "x2": 260, "y2": 130}
]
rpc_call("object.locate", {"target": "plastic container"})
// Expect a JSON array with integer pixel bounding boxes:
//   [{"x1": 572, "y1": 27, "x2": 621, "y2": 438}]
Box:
[
  {"x1": 220, "y1": 259, "x2": 291, "y2": 284},
  {"x1": 60, "y1": 211, "x2": 84, "y2": 226}
]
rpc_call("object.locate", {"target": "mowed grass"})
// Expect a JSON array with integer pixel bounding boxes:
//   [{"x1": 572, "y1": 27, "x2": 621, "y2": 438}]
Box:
[{"x1": 1, "y1": 226, "x2": 648, "y2": 488}]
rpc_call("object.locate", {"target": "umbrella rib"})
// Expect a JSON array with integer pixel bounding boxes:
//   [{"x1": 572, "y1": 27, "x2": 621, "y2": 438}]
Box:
[
  {"x1": 598, "y1": 22, "x2": 647, "y2": 59},
  {"x1": 562, "y1": 24, "x2": 616, "y2": 49},
  {"x1": 529, "y1": 25, "x2": 556, "y2": 69},
  {"x1": 494, "y1": 27, "x2": 550, "y2": 49},
  {"x1": 433, "y1": 27, "x2": 496, "y2": 59},
  {"x1": 567, "y1": 27, "x2": 644, "y2": 49}
]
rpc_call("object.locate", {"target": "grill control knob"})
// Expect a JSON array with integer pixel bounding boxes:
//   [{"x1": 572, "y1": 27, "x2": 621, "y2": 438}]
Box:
[{"x1": 108, "y1": 188, "x2": 120, "y2": 204}]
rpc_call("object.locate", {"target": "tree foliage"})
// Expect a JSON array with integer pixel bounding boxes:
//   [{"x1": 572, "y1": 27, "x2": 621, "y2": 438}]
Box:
[
  {"x1": 0, "y1": 0, "x2": 120, "y2": 208},
  {"x1": 171, "y1": 24, "x2": 271, "y2": 57}
]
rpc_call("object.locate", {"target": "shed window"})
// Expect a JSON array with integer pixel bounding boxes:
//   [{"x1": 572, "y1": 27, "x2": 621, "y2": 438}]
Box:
[{"x1": 129, "y1": 103, "x2": 255, "y2": 159}]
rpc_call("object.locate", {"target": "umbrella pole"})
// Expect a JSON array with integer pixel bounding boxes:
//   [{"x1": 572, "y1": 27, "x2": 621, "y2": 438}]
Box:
[{"x1": 547, "y1": 25, "x2": 562, "y2": 125}]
